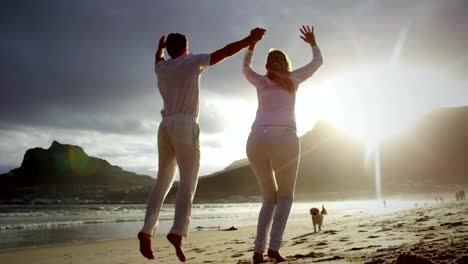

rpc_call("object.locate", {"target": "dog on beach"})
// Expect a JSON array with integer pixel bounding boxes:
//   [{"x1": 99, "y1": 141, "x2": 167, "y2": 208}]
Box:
[{"x1": 310, "y1": 205, "x2": 327, "y2": 232}]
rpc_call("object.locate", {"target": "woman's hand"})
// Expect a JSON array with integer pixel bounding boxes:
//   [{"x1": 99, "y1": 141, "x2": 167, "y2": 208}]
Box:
[
  {"x1": 158, "y1": 35, "x2": 166, "y2": 50},
  {"x1": 299, "y1": 25, "x2": 317, "y2": 46},
  {"x1": 248, "y1": 28, "x2": 266, "y2": 51},
  {"x1": 155, "y1": 35, "x2": 166, "y2": 62},
  {"x1": 250, "y1": 27, "x2": 266, "y2": 42}
]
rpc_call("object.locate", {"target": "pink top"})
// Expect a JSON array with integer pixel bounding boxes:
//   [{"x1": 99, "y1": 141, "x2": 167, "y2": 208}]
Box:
[{"x1": 242, "y1": 45, "x2": 323, "y2": 129}]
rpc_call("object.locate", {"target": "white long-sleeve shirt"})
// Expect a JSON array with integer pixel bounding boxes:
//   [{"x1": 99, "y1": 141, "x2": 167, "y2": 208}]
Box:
[{"x1": 243, "y1": 45, "x2": 323, "y2": 129}]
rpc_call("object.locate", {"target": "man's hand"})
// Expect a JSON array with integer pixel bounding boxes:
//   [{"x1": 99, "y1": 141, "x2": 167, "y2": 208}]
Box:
[
  {"x1": 249, "y1": 27, "x2": 266, "y2": 43},
  {"x1": 299, "y1": 25, "x2": 317, "y2": 46},
  {"x1": 209, "y1": 27, "x2": 265, "y2": 66}
]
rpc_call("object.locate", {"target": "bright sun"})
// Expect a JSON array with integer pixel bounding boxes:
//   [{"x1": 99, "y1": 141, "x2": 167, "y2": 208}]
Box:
[{"x1": 295, "y1": 64, "x2": 458, "y2": 149}]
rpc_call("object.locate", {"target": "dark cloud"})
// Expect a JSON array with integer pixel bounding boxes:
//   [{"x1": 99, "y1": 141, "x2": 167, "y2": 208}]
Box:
[
  {"x1": 1, "y1": 0, "x2": 160, "y2": 129},
  {"x1": 0, "y1": 0, "x2": 467, "y2": 175},
  {"x1": 1, "y1": 1, "x2": 466, "y2": 132},
  {"x1": 0, "y1": 101, "x2": 158, "y2": 135}
]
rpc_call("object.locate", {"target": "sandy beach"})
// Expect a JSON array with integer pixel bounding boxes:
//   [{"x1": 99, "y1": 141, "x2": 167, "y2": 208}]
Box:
[{"x1": 1, "y1": 200, "x2": 466, "y2": 264}]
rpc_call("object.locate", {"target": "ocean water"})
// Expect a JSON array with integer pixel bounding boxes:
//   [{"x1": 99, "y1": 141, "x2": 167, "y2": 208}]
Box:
[{"x1": 0, "y1": 200, "x2": 429, "y2": 250}]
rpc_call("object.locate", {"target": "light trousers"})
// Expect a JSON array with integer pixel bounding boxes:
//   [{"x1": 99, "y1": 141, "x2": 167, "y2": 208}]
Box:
[
  {"x1": 247, "y1": 126, "x2": 300, "y2": 252},
  {"x1": 140, "y1": 114, "x2": 200, "y2": 237}
]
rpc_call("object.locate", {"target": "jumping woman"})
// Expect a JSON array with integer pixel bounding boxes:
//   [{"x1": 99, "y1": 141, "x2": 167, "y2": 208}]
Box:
[{"x1": 243, "y1": 25, "x2": 323, "y2": 263}]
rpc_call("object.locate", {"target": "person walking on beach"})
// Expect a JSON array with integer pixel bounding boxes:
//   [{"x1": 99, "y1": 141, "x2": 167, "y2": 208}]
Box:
[
  {"x1": 138, "y1": 28, "x2": 266, "y2": 262},
  {"x1": 243, "y1": 25, "x2": 323, "y2": 263}
]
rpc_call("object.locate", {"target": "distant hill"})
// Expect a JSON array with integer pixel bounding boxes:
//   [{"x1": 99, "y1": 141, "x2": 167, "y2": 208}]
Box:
[
  {"x1": 0, "y1": 141, "x2": 155, "y2": 203},
  {"x1": 378, "y1": 106, "x2": 468, "y2": 193},
  {"x1": 192, "y1": 106, "x2": 468, "y2": 202},
  {"x1": 223, "y1": 158, "x2": 249, "y2": 172}
]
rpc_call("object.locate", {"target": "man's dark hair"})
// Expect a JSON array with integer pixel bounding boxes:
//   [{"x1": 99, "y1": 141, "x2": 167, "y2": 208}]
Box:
[{"x1": 166, "y1": 33, "x2": 187, "y2": 58}]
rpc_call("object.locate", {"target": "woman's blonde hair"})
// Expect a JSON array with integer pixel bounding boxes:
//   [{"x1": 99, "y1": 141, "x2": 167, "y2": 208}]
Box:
[{"x1": 266, "y1": 49, "x2": 295, "y2": 93}]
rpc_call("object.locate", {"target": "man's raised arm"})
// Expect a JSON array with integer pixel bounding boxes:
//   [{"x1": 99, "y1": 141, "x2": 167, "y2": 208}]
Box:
[
  {"x1": 155, "y1": 35, "x2": 166, "y2": 63},
  {"x1": 209, "y1": 28, "x2": 266, "y2": 66}
]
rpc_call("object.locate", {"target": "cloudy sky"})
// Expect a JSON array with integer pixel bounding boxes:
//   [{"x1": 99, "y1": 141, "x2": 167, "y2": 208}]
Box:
[{"x1": 1, "y1": 0, "x2": 467, "y2": 177}]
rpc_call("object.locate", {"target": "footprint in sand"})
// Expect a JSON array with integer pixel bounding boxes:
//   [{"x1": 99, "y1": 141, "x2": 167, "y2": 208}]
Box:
[
  {"x1": 232, "y1": 239, "x2": 246, "y2": 244},
  {"x1": 347, "y1": 247, "x2": 365, "y2": 251},
  {"x1": 366, "y1": 245, "x2": 381, "y2": 249},
  {"x1": 190, "y1": 248, "x2": 206, "y2": 253},
  {"x1": 416, "y1": 216, "x2": 430, "y2": 222},
  {"x1": 376, "y1": 246, "x2": 401, "y2": 252},
  {"x1": 292, "y1": 232, "x2": 315, "y2": 240},
  {"x1": 368, "y1": 235, "x2": 379, "y2": 239},
  {"x1": 440, "y1": 221, "x2": 463, "y2": 228},
  {"x1": 323, "y1": 230, "x2": 338, "y2": 235},
  {"x1": 376, "y1": 227, "x2": 392, "y2": 232},
  {"x1": 237, "y1": 258, "x2": 257, "y2": 264},
  {"x1": 423, "y1": 234, "x2": 435, "y2": 239},
  {"x1": 394, "y1": 252, "x2": 435, "y2": 264},
  {"x1": 231, "y1": 253, "x2": 244, "y2": 258},
  {"x1": 292, "y1": 251, "x2": 325, "y2": 258},
  {"x1": 292, "y1": 238, "x2": 307, "y2": 246},
  {"x1": 339, "y1": 236, "x2": 350, "y2": 242},
  {"x1": 421, "y1": 226, "x2": 436, "y2": 231},
  {"x1": 315, "y1": 255, "x2": 345, "y2": 261}
]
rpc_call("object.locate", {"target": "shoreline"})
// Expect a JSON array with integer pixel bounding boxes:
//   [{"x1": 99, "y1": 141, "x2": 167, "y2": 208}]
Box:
[
  {"x1": 1, "y1": 200, "x2": 466, "y2": 263},
  {"x1": 0, "y1": 199, "x2": 432, "y2": 251}
]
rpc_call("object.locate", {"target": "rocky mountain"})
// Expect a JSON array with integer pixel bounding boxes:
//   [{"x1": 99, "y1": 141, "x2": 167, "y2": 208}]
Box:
[{"x1": 0, "y1": 141, "x2": 155, "y2": 203}]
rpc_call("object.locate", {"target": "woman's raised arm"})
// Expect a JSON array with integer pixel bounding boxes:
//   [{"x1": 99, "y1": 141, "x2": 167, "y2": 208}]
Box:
[
  {"x1": 292, "y1": 25, "x2": 323, "y2": 83},
  {"x1": 242, "y1": 38, "x2": 264, "y2": 86}
]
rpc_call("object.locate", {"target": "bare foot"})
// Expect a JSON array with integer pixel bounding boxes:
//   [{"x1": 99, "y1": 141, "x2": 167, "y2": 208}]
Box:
[
  {"x1": 138, "y1": 232, "x2": 154, "y2": 259},
  {"x1": 167, "y1": 233, "x2": 186, "y2": 262},
  {"x1": 253, "y1": 252, "x2": 264, "y2": 263},
  {"x1": 267, "y1": 249, "x2": 286, "y2": 262}
]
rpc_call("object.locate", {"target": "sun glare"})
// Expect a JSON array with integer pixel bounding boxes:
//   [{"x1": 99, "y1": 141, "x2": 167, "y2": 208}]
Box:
[{"x1": 309, "y1": 65, "x2": 452, "y2": 146}]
